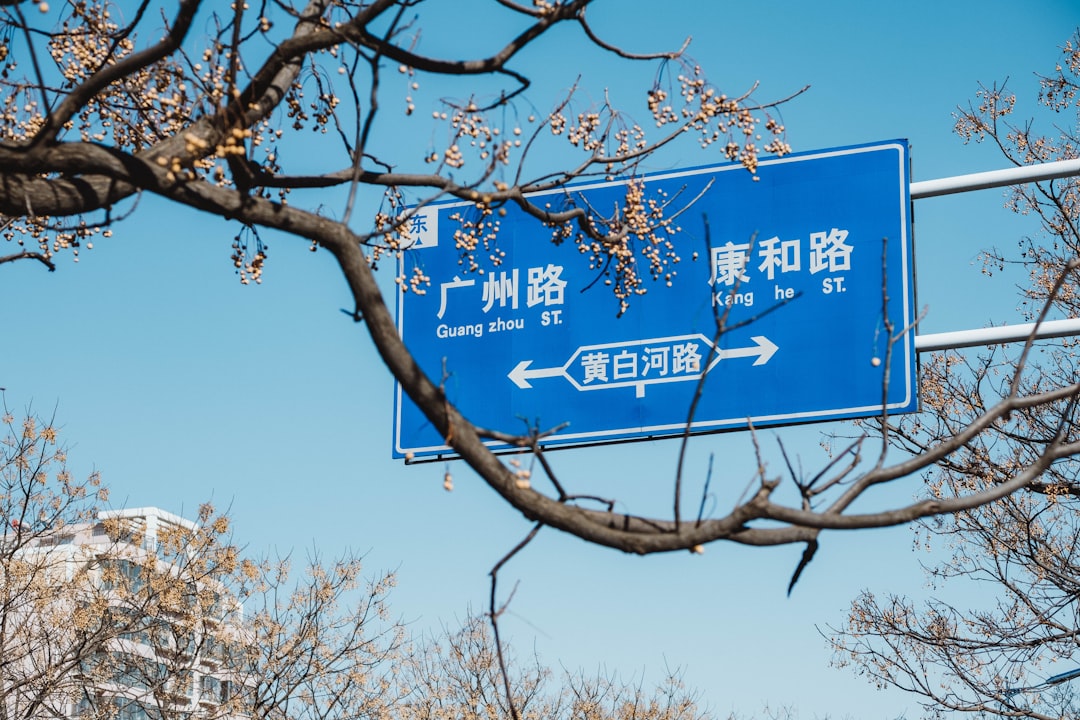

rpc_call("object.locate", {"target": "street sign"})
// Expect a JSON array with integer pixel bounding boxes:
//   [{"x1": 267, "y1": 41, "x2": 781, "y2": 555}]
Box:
[{"x1": 394, "y1": 140, "x2": 917, "y2": 459}]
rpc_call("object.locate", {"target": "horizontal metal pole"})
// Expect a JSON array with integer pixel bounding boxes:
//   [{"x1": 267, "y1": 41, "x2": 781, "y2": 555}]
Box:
[
  {"x1": 911, "y1": 158, "x2": 1080, "y2": 199},
  {"x1": 1004, "y1": 667, "x2": 1080, "y2": 697},
  {"x1": 915, "y1": 318, "x2": 1080, "y2": 352},
  {"x1": 910, "y1": 159, "x2": 1080, "y2": 351}
]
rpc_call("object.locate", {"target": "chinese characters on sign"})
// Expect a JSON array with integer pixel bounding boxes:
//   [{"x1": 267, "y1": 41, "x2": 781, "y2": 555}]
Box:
[
  {"x1": 578, "y1": 339, "x2": 704, "y2": 386},
  {"x1": 436, "y1": 263, "x2": 567, "y2": 328},
  {"x1": 707, "y1": 227, "x2": 855, "y2": 308},
  {"x1": 711, "y1": 228, "x2": 853, "y2": 284},
  {"x1": 395, "y1": 140, "x2": 917, "y2": 459}
]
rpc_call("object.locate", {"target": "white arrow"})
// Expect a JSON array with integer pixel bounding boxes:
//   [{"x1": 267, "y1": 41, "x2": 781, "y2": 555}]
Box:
[
  {"x1": 509, "y1": 335, "x2": 779, "y2": 391},
  {"x1": 508, "y1": 360, "x2": 568, "y2": 389},
  {"x1": 712, "y1": 335, "x2": 779, "y2": 367}
]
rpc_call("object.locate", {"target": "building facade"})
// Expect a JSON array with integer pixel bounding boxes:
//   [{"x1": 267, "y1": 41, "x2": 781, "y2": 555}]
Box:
[{"x1": 2, "y1": 507, "x2": 246, "y2": 720}]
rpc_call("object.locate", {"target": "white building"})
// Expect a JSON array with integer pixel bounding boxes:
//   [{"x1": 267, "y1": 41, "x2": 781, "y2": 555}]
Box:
[{"x1": 2, "y1": 507, "x2": 247, "y2": 720}]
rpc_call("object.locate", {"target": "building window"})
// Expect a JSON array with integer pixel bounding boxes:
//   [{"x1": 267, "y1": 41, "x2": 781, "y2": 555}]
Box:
[
  {"x1": 200, "y1": 674, "x2": 232, "y2": 704},
  {"x1": 100, "y1": 558, "x2": 145, "y2": 592}
]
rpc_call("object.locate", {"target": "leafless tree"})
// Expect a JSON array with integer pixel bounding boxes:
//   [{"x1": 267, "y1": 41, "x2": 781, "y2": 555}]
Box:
[
  {"x1": 0, "y1": 0, "x2": 1077, "y2": 576},
  {"x1": 831, "y1": 32, "x2": 1080, "y2": 720},
  {"x1": 0, "y1": 404, "x2": 724, "y2": 720},
  {"x1": 398, "y1": 612, "x2": 730, "y2": 720},
  {"x1": 0, "y1": 400, "x2": 412, "y2": 720}
]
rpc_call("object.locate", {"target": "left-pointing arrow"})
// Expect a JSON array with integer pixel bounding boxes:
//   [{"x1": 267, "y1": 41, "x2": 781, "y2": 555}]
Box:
[{"x1": 508, "y1": 360, "x2": 567, "y2": 389}]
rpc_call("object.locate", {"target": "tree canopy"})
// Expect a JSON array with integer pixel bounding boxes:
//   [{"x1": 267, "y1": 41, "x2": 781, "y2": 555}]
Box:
[
  {"x1": 832, "y1": 32, "x2": 1080, "y2": 720},
  {"x1": 0, "y1": 404, "x2": 721, "y2": 720}
]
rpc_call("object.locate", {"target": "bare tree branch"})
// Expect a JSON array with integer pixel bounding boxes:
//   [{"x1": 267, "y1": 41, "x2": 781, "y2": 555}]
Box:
[
  {"x1": 832, "y1": 32, "x2": 1080, "y2": 720},
  {"x1": 0, "y1": 0, "x2": 1074, "y2": 579}
]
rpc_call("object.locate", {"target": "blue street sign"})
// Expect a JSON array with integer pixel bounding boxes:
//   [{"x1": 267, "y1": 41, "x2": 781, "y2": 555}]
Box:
[{"x1": 394, "y1": 140, "x2": 917, "y2": 459}]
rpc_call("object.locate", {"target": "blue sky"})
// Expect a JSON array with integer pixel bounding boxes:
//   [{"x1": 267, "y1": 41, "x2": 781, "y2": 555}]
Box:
[{"x1": 2, "y1": 1, "x2": 1079, "y2": 717}]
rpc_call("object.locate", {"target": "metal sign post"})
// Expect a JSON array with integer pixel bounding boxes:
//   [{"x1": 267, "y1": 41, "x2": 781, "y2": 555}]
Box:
[{"x1": 394, "y1": 140, "x2": 917, "y2": 459}]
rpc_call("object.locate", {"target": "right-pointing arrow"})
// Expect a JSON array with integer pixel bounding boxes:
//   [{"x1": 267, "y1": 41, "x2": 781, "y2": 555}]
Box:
[{"x1": 715, "y1": 335, "x2": 778, "y2": 366}]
